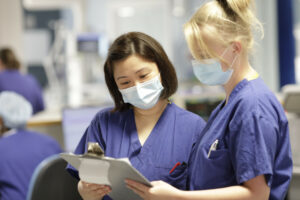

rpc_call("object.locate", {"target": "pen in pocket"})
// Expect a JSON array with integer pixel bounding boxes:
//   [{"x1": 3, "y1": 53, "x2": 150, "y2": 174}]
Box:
[
  {"x1": 169, "y1": 162, "x2": 186, "y2": 174},
  {"x1": 207, "y1": 139, "x2": 219, "y2": 158}
]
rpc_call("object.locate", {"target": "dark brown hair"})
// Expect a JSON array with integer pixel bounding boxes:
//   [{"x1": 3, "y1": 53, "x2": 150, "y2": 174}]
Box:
[
  {"x1": 0, "y1": 48, "x2": 21, "y2": 70},
  {"x1": 104, "y1": 32, "x2": 178, "y2": 112}
]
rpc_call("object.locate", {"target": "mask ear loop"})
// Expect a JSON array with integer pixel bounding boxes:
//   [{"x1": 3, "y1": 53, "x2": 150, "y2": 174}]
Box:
[
  {"x1": 229, "y1": 53, "x2": 239, "y2": 70},
  {"x1": 220, "y1": 46, "x2": 239, "y2": 71},
  {"x1": 220, "y1": 47, "x2": 229, "y2": 57}
]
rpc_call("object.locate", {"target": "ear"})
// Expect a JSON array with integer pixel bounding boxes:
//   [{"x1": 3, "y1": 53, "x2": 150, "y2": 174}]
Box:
[{"x1": 231, "y1": 41, "x2": 242, "y2": 54}]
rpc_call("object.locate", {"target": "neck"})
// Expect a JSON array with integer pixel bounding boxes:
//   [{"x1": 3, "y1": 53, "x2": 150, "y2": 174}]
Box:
[
  {"x1": 223, "y1": 55, "x2": 256, "y2": 103},
  {"x1": 133, "y1": 99, "x2": 168, "y2": 118}
]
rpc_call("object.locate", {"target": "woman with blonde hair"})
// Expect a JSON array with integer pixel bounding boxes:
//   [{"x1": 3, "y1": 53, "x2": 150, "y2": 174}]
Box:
[{"x1": 126, "y1": 0, "x2": 292, "y2": 199}]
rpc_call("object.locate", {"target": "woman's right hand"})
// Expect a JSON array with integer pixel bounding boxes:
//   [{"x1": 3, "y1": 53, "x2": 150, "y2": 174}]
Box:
[{"x1": 78, "y1": 180, "x2": 111, "y2": 200}]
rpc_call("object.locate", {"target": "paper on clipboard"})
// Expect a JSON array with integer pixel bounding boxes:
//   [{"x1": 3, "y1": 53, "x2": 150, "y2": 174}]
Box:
[
  {"x1": 79, "y1": 158, "x2": 110, "y2": 186},
  {"x1": 60, "y1": 152, "x2": 152, "y2": 200}
]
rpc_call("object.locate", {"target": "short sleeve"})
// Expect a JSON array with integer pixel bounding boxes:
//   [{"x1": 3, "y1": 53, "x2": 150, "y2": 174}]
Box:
[
  {"x1": 66, "y1": 112, "x2": 107, "y2": 179},
  {"x1": 228, "y1": 112, "x2": 277, "y2": 186}
]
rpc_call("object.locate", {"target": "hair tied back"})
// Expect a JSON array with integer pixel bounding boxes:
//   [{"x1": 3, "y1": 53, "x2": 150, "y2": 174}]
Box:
[{"x1": 216, "y1": 0, "x2": 236, "y2": 17}]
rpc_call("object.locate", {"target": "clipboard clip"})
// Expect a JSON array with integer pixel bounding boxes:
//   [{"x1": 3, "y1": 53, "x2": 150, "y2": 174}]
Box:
[{"x1": 86, "y1": 142, "x2": 105, "y2": 157}]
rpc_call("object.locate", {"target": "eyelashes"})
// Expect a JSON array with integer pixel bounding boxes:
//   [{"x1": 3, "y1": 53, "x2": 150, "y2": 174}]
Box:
[{"x1": 120, "y1": 73, "x2": 149, "y2": 86}]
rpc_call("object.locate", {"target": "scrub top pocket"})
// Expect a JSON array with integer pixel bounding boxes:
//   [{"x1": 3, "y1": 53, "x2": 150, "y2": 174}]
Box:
[
  {"x1": 200, "y1": 142, "x2": 236, "y2": 189},
  {"x1": 155, "y1": 163, "x2": 188, "y2": 189},
  {"x1": 208, "y1": 148, "x2": 230, "y2": 160}
]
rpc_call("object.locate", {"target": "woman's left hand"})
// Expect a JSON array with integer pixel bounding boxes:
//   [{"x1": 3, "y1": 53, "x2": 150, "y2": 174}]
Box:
[{"x1": 126, "y1": 179, "x2": 181, "y2": 200}]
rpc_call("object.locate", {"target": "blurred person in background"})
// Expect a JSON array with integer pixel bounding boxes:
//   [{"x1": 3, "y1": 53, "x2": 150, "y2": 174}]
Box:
[
  {"x1": 0, "y1": 91, "x2": 62, "y2": 200},
  {"x1": 0, "y1": 48, "x2": 45, "y2": 114}
]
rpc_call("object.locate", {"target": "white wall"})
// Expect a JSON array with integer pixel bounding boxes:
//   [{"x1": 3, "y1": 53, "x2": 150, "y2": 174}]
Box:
[
  {"x1": 63, "y1": 0, "x2": 281, "y2": 92},
  {"x1": 0, "y1": 0, "x2": 23, "y2": 63},
  {"x1": 253, "y1": 0, "x2": 279, "y2": 92}
]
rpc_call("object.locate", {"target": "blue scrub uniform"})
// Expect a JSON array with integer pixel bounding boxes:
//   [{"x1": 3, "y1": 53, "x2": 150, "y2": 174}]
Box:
[
  {"x1": 0, "y1": 130, "x2": 62, "y2": 200},
  {"x1": 0, "y1": 70, "x2": 45, "y2": 114},
  {"x1": 188, "y1": 78, "x2": 292, "y2": 200},
  {"x1": 67, "y1": 103, "x2": 206, "y2": 192}
]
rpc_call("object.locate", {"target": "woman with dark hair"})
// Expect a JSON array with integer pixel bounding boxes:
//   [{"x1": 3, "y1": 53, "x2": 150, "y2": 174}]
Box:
[
  {"x1": 67, "y1": 32, "x2": 206, "y2": 200},
  {"x1": 0, "y1": 48, "x2": 45, "y2": 114}
]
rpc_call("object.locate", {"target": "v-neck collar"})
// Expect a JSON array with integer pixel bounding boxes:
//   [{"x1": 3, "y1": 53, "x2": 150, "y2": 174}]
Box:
[
  {"x1": 220, "y1": 78, "x2": 252, "y2": 110},
  {"x1": 207, "y1": 79, "x2": 251, "y2": 126},
  {"x1": 129, "y1": 103, "x2": 172, "y2": 151}
]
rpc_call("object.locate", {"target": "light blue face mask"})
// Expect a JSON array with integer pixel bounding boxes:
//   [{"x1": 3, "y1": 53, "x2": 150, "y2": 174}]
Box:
[
  {"x1": 192, "y1": 49, "x2": 238, "y2": 85},
  {"x1": 119, "y1": 74, "x2": 164, "y2": 110}
]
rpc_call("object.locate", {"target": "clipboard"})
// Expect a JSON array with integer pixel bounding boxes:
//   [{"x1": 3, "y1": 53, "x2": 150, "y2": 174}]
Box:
[{"x1": 60, "y1": 143, "x2": 152, "y2": 200}]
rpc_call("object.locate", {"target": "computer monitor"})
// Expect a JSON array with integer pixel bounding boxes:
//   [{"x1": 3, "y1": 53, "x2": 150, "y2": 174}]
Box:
[
  {"x1": 27, "y1": 65, "x2": 49, "y2": 89},
  {"x1": 62, "y1": 106, "x2": 109, "y2": 152}
]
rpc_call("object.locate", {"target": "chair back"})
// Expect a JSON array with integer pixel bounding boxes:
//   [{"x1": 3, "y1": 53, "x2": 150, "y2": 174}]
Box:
[{"x1": 27, "y1": 155, "x2": 82, "y2": 200}]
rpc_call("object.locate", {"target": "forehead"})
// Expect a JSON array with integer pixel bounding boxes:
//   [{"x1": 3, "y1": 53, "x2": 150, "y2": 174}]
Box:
[
  {"x1": 113, "y1": 54, "x2": 158, "y2": 76},
  {"x1": 194, "y1": 29, "x2": 225, "y2": 60}
]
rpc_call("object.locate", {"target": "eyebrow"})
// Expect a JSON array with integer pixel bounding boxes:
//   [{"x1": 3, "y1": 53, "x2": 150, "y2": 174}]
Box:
[
  {"x1": 116, "y1": 76, "x2": 128, "y2": 80},
  {"x1": 135, "y1": 67, "x2": 148, "y2": 74},
  {"x1": 116, "y1": 67, "x2": 149, "y2": 80}
]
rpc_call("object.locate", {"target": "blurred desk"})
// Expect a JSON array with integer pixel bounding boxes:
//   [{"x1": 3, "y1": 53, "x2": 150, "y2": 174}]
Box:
[
  {"x1": 27, "y1": 109, "x2": 62, "y2": 126},
  {"x1": 27, "y1": 109, "x2": 64, "y2": 149},
  {"x1": 294, "y1": 166, "x2": 300, "y2": 175}
]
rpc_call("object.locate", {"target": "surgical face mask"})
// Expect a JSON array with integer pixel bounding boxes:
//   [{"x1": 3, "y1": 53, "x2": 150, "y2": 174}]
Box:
[
  {"x1": 119, "y1": 74, "x2": 164, "y2": 110},
  {"x1": 192, "y1": 48, "x2": 238, "y2": 85}
]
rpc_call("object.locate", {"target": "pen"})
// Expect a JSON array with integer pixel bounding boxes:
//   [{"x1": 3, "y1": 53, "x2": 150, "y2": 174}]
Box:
[
  {"x1": 169, "y1": 162, "x2": 181, "y2": 174},
  {"x1": 207, "y1": 139, "x2": 219, "y2": 158}
]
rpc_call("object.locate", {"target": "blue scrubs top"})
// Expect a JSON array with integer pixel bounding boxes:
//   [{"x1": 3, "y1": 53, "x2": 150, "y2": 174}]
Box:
[
  {"x1": 67, "y1": 103, "x2": 206, "y2": 192},
  {"x1": 0, "y1": 130, "x2": 62, "y2": 200},
  {"x1": 0, "y1": 70, "x2": 45, "y2": 114},
  {"x1": 188, "y1": 78, "x2": 293, "y2": 200}
]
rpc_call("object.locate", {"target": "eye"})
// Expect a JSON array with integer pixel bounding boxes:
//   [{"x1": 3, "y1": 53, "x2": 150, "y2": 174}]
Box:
[
  {"x1": 120, "y1": 81, "x2": 130, "y2": 85},
  {"x1": 139, "y1": 73, "x2": 148, "y2": 79}
]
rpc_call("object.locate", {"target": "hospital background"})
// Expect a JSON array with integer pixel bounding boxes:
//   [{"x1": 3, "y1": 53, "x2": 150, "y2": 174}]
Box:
[{"x1": 0, "y1": 0, "x2": 299, "y2": 199}]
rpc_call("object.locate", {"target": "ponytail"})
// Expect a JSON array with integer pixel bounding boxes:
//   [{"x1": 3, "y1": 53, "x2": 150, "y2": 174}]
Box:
[
  {"x1": 218, "y1": 0, "x2": 263, "y2": 38},
  {"x1": 184, "y1": 0, "x2": 263, "y2": 61}
]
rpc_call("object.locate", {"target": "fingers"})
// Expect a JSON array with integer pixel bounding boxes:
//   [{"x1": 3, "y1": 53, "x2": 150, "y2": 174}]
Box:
[
  {"x1": 125, "y1": 179, "x2": 151, "y2": 199},
  {"x1": 95, "y1": 187, "x2": 111, "y2": 196},
  {"x1": 81, "y1": 181, "x2": 111, "y2": 192},
  {"x1": 126, "y1": 183, "x2": 146, "y2": 199},
  {"x1": 78, "y1": 181, "x2": 111, "y2": 199},
  {"x1": 125, "y1": 179, "x2": 149, "y2": 192}
]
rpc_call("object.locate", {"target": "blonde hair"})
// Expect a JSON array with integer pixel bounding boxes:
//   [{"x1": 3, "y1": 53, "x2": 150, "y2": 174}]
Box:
[{"x1": 184, "y1": 0, "x2": 264, "y2": 61}]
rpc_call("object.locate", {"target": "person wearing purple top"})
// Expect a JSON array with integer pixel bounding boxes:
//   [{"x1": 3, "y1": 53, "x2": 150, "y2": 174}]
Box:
[
  {"x1": 0, "y1": 91, "x2": 62, "y2": 200},
  {"x1": 66, "y1": 32, "x2": 206, "y2": 200},
  {"x1": 0, "y1": 48, "x2": 45, "y2": 114},
  {"x1": 126, "y1": 0, "x2": 292, "y2": 200}
]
